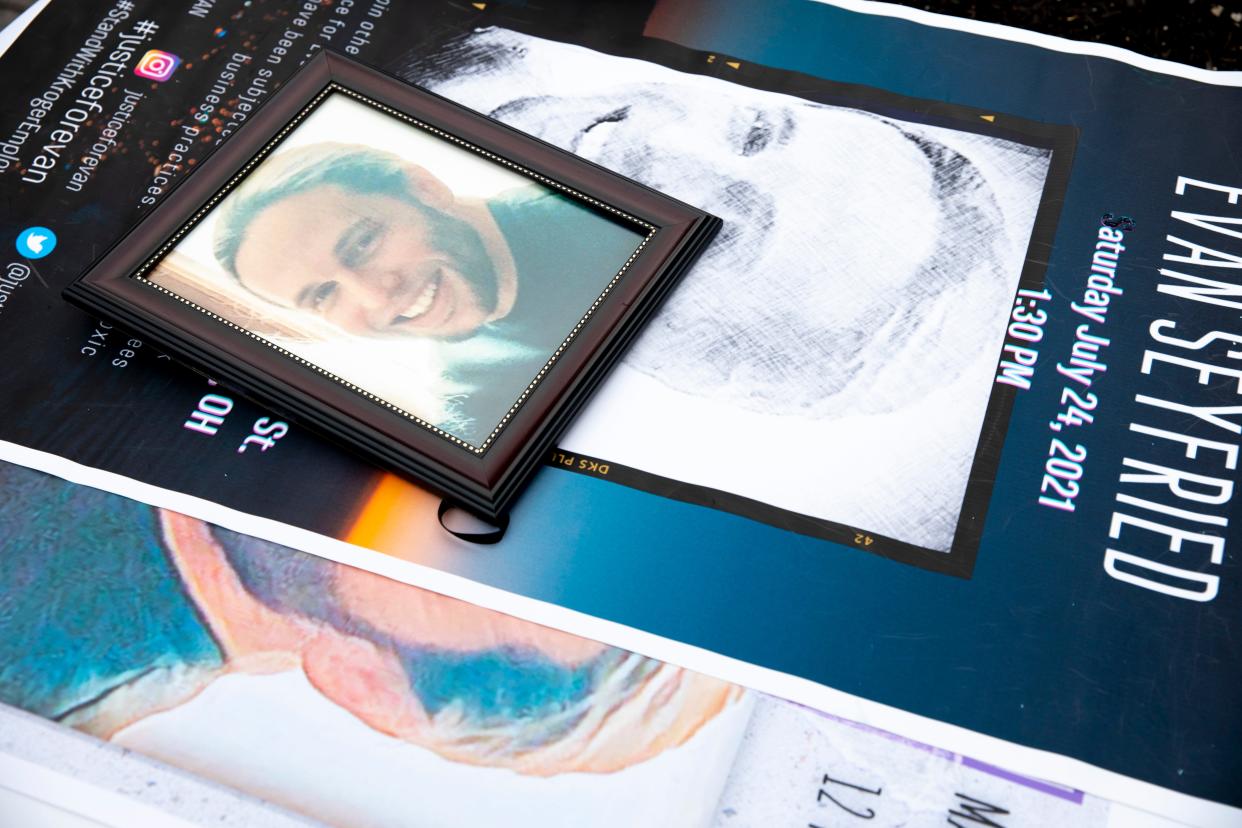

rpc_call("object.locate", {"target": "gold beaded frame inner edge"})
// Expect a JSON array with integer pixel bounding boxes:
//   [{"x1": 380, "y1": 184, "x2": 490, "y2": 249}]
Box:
[{"x1": 132, "y1": 83, "x2": 656, "y2": 455}]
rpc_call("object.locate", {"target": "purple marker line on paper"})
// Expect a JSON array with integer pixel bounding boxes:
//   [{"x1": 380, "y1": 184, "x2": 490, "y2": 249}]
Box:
[
  {"x1": 961, "y1": 756, "x2": 1085, "y2": 804},
  {"x1": 792, "y1": 699, "x2": 1082, "y2": 801},
  {"x1": 797, "y1": 704, "x2": 955, "y2": 760}
]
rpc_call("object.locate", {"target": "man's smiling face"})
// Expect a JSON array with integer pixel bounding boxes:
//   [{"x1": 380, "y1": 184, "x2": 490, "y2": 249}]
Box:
[{"x1": 233, "y1": 183, "x2": 500, "y2": 338}]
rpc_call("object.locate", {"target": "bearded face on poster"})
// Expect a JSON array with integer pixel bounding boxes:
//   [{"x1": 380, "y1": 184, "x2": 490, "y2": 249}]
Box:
[
  {"x1": 0, "y1": 465, "x2": 745, "y2": 826},
  {"x1": 396, "y1": 28, "x2": 1053, "y2": 553}
]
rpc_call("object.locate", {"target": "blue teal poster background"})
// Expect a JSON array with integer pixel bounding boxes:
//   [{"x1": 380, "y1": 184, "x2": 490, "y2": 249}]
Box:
[
  {"x1": 390, "y1": 0, "x2": 1242, "y2": 804},
  {"x1": 387, "y1": 0, "x2": 1242, "y2": 804},
  {"x1": 0, "y1": 0, "x2": 1238, "y2": 809}
]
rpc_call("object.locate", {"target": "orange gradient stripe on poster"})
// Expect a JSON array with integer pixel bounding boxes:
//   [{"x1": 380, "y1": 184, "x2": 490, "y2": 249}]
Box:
[{"x1": 345, "y1": 473, "x2": 455, "y2": 565}]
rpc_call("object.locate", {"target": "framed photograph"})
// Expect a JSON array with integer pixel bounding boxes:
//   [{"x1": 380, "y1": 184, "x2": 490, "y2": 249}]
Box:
[{"x1": 64, "y1": 51, "x2": 720, "y2": 521}]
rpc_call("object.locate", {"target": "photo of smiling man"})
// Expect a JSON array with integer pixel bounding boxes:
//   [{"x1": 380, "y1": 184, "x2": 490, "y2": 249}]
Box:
[{"x1": 148, "y1": 93, "x2": 647, "y2": 447}]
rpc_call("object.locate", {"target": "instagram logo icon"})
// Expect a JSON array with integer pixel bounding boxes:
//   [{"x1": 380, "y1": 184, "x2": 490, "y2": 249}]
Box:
[{"x1": 134, "y1": 49, "x2": 181, "y2": 82}]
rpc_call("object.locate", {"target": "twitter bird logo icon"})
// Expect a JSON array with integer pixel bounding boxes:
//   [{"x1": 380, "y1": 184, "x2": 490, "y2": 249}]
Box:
[{"x1": 16, "y1": 226, "x2": 57, "y2": 259}]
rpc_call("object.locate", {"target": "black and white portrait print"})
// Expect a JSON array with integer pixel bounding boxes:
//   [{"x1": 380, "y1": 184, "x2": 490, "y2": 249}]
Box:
[{"x1": 398, "y1": 29, "x2": 1053, "y2": 552}]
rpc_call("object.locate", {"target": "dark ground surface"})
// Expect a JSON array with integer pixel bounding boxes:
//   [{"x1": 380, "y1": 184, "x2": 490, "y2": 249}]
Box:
[
  {"x1": 888, "y1": 0, "x2": 1242, "y2": 69},
  {"x1": 1, "y1": 0, "x2": 1239, "y2": 69},
  {"x1": 0, "y1": 0, "x2": 30, "y2": 29}
]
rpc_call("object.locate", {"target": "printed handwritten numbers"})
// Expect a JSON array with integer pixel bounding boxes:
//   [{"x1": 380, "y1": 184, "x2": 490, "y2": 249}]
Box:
[{"x1": 810, "y1": 772, "x2": 882, "y2": 824}]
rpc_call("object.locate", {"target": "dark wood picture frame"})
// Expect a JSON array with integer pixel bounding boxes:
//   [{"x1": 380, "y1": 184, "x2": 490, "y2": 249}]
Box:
[{"x1": 64, "y1": 51, "x2": 720, "y2": 521}]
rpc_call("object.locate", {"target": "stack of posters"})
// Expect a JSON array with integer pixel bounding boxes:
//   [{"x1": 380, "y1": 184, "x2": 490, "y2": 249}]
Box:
[
  {"x1": 0, "y1": 0, "x2": 1238, "y2": 825},
  {"x1": 0, "y1": 463, "x2": 1184, "y2": 826}
]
